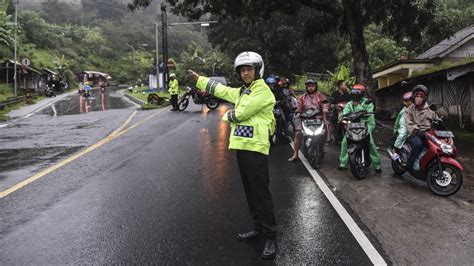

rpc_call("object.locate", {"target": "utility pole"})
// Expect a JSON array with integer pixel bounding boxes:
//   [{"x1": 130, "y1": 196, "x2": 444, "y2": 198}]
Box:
[
  {"x1": 161, "y1": 3, "x2": 168, "y2": 93},
  {"x1": 14, "y1": 0, "x2": 18, "y2": 97},
  {"x1": 155, "y1": 22, "x2": 160, "y2": 90}
]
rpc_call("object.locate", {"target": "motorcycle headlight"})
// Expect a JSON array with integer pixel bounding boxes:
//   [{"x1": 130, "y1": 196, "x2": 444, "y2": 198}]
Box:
[
  {"x1": 314, "y1": 124, "x2": 324, "y2": 135},
  {"x1": 441, "y1": 144, "x2": 453, "y2": 155},
  {"x1": 302, "y1": 124, "x2": 313, "y2": 135}
]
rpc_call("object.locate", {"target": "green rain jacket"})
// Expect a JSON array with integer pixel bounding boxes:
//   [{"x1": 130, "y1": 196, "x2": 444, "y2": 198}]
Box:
[
  {"x1": 168, "y1": 79, "x2": 179, "y2": 95},
  {"x1": 341, "y1": 99, "x2": 375, "y2": 132},
  {"x1": 196, "y1": 76, "x2": 275, "y2": 155}
]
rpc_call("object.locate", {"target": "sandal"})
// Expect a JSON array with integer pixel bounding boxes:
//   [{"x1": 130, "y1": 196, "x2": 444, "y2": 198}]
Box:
[{"x1": 288, "y1": 156, "x2": 299, "y2": 162}]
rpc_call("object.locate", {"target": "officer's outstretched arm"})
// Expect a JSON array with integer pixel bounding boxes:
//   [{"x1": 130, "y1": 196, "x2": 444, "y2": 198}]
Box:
[{"x1": 196, "y1": 76, "x2": 240, "y2": 104}]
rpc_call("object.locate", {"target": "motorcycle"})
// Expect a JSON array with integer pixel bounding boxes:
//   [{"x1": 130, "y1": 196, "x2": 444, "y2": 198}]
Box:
[
  {"x1": 387, "y1": 112, "x2": 463, "y2": 196},
  {"x1": 300, "y1": 107, "x2": 327, "y2": 169},
  {"x1": 178, "y1": 86, "x2": 219, "y2": 111},
  {"x1": 45, "y1": 84, "x2": 56, "y2": 97},
  {"x1": 270, "y1": 101, "x2": 289, "y2": 145},
  {"x1": 341, "y1": 109, "x2": 375, "y2": 179}
]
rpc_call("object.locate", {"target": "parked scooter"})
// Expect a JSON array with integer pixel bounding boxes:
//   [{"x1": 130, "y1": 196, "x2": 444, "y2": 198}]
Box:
[
  {"x1": 387, "y1": 111, "x2": 463, "y2": 196},
  {"x1": 45, "y1": 84, "x2": 56, "y2": 97},
  {"x1": 178, "y1": 86, "x2": 219, "y2": 111},
  {"x1": 341, "y1": 109, "x2": 375, "y2": 179},
  {"x1": 300, "y1": 107, "x2": 327, "y2": 169}
]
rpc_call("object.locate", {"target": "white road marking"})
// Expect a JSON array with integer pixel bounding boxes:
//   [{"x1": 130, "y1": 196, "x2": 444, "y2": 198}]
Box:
[
  {"x1": 0, "y1": 123, "x2": 8, "y2": 128},
  {"x1": 289, "y1": 141, "x2": 387, "y2": 265}
]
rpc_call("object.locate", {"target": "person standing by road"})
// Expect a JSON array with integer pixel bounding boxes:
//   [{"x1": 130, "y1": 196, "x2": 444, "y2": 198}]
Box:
[
  {"x1": 329, "y1": 80, "x2": 350, "y2": 143},
  {"x1": 168, "y1": 73, "x2": 179, "y2": 111},
  {"x1": 187, "y1": 51, "x2": 278, "y2": 259}
]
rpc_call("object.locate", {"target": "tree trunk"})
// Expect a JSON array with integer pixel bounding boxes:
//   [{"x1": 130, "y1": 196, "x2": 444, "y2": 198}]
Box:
[{"x1": 341, "y1": 0, "x2": 374, "y2": 97}]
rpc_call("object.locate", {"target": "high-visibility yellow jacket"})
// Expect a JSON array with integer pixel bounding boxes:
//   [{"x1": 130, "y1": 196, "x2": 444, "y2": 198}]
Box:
[
  {"x1": 196, "y1": 76, "x2": 275, "y2": 155},
  {"x1": 168, "y1": 79, "x2": 179, "y2": 95}
]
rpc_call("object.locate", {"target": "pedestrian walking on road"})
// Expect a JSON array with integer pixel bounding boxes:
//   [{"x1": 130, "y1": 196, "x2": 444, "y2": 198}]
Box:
[
  {"x1": 188, "y1": 51, "x2": 278, "y2": 259},
  {"x1": 168, "y1": 73, "x2": 179, "y2": 111}
]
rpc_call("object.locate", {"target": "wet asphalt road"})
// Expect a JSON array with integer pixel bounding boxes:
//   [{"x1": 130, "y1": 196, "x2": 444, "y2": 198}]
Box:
[{"x1": 0, "y1": 100, "x2": 377, "y2": 264}]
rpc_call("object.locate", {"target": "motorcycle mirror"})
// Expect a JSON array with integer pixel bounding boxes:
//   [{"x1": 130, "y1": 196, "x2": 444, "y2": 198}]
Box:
[{"x1": 429, "y1": 104, "x2": 437, "y2": 111}]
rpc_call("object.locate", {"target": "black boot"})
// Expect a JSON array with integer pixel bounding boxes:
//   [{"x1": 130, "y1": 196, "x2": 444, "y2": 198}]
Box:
[
  {"x1": 237, "y1": 230, "x2": 261, "y2": 240},
  {"x1": 261, "y1": 239, "x2": 278, "y2": 259}
]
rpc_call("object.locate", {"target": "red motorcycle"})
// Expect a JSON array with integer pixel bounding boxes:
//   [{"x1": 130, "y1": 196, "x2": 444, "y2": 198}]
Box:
[{"x1": 387, "y1": 113, "x2": 463, "y2": 196}]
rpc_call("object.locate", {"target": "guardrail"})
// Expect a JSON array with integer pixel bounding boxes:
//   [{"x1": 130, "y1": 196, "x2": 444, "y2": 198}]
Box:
[{"x1": 0, "y1": 92, "x2": 38, "y2": 110}]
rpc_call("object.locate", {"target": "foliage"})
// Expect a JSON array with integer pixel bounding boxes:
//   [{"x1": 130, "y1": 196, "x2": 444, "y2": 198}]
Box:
[
  {"x1": 0, "y1": 0, "x2": 14, "y2": 55},
  {"x1": 174, "y1": 42, "x2": 234, "y2": 85},
  {"x1": 337, "y1": 25, "x2": 409, "y2": 73}
]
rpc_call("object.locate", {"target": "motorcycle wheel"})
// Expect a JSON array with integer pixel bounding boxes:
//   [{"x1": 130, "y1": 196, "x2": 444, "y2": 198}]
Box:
[
  {"x1": 427, "y1": 163, "x2": 463, "y2": 196},
  {"x1": 178, "y1": 98, "x2": 189, "y2": 111},
  {"x1": 391, "y1": 159, "x2": 406, "y2": 176},
  {"x1": 206, "y1": 98, "x2": 219, "y2": 110},
  {"x1": 310, "y1": 150, "x2": 321, "y2": 169},
  {"x1": 349, "y1": 151, "x2": 369, "y2": 180}
]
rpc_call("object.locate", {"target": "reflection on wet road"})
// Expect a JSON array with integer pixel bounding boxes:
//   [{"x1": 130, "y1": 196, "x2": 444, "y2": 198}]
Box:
[{"x1": 41, "y1": 87, "x2": 132, "y2": 116}]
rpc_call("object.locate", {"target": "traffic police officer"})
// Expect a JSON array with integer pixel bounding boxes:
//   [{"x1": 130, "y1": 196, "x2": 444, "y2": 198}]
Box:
[
  {"x1": 188, "y1": 51, "x2": 278, "y2": 259},
  {"x1": 168, "y1": 73, "x2": 179, "y2": 111}
]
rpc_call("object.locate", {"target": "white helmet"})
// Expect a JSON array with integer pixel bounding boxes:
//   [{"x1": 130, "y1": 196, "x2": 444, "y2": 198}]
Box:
[
  {"x1": 234, "y1": 51, "x2": 264, "y2": 78},
  {"x1": 169, "y1": 73, "x2": 176, "y2": 78}
]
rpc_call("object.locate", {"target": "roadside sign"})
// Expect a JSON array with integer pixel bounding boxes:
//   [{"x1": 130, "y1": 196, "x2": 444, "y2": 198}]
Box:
[{"x1": 21, "y1": 58, "x2": 31, "y2": 67}]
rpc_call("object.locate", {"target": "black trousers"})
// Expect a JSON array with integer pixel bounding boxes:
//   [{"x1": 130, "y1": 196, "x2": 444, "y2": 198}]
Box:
[
  {"x1": 236, "y1": 150, "x2": 277, "y2": 239},
  {"x1": 171, "y1": 94, "x2": 178, "y2": 110}
]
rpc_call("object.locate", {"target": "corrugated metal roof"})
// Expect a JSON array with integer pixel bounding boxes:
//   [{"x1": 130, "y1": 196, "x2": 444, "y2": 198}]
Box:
[{"x1": 416, "y1": 25, "x2": 474, "y2": 59}]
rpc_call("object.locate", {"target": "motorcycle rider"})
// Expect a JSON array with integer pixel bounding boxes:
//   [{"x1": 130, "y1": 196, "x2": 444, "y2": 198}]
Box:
[
  {"x1": 329, "y1": 80, "x2": 351, "y2": 143},
  {"x1": 392, "y1": 91, "x2": 413, "y2": 149},
  {"x1": 288, "y1": 79, "x2": 327, "y2": 163},
  {"x1": 187, "y1": 51, "x2": 278, "y2": 259},
  {"x1": 268, "y1": 77, "x2": 290, "y2": 137},
  {"x1": 168, "y1": 73, "x2": 179, "y2": 111},
  {"x1": 338, "y1": 84, "x2": 382, "y2": 173},
  {"x1": 403, "y1": 85, "x2": 438, "y2": 170}
]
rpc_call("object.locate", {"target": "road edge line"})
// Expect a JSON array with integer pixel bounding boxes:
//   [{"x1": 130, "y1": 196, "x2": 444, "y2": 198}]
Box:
[{"x1": 288, "y1": 141, "x2": 387, "y2": 265}]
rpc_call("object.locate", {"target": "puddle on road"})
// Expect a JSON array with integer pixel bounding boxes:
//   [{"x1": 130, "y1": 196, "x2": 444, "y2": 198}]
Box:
[
  {"x1": 0, "y1": 146, "x2": 84, "y2": 173},
  {"x1": 42, "y1": 87, "x2": 132, "y2": 116}
]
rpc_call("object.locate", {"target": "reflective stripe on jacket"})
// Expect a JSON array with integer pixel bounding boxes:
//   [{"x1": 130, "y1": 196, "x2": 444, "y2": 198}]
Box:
[
  {"x1": 168, "y1": 79, "x2": 179, "y2": 95},
  {"x1": 196, "y1": 76, "x2": 275, "y2": 155}
]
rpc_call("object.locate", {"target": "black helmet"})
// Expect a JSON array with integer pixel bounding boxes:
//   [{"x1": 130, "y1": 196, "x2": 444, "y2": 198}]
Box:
[
  {"x1": 411, "y1": 84, "x2": 429, "y2": 106},
  {"x1": 305, "y1": 79, "x2": 318, "y2": 86},
  {"x1": 411, "y1": 84, "x2": 429, "y2": 97}
]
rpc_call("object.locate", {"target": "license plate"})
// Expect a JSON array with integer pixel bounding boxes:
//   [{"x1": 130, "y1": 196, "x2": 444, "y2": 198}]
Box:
[
  {"x1": 435, "y1": 130, "x2": 454, "y2": 138},
  {"x1": 304, "y1": 119, "x2": 321, "y2": 125}
]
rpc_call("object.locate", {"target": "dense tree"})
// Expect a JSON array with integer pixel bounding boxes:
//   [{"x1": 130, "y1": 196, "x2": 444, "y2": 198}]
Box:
[{"x1": 128, "y1": 0, "x2": 446, "y2": 96}]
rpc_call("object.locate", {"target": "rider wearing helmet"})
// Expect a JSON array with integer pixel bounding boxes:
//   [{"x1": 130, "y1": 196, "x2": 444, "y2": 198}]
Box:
[
  {"x1": 288, "y1": 79, "x2": 328, "y2": 164},
  {"x1": 338, "y1": 84, "x2": 382, "y2": 173},
  {"x1": 187, "y1": 51, "x2": 278, "y2": 259},
  {"x1": 403, "y1": 84, "x2": 438, "y2": 170},
  {"x1": 168, "y1": 73, "x2": 179, "y2": 111},
  {"x1": 268, "y1": 76, "x2": 290, "y2": 137}
]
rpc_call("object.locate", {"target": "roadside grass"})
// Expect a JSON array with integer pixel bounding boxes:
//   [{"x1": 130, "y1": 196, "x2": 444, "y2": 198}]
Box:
[
  {"x1": 0, "y1": 83, "x2": 14, "y2": 102},
  {"x1": 125, "y1": 86, "x2": 186, "y2": 109}
]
